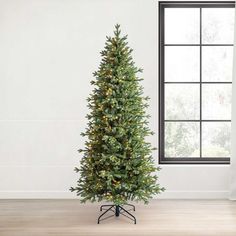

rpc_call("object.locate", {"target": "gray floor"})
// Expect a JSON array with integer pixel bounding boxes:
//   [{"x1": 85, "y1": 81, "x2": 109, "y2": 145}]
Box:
[{"x1": 0, "y1": 199, "x2": 236, "y2": 236}]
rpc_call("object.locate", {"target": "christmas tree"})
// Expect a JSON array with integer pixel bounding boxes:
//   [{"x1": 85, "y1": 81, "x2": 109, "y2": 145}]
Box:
[{"x1": 71, "y1": 24, "x2": 164, "y2": 209}]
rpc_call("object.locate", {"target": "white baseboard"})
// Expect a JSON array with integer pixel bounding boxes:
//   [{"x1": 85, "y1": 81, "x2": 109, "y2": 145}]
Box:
[
  {"x1": 0, "y1": 190, "x2": 229, "y2": 199},
  {"x1": 156, "y1": 190, "x2": 229, "y2": 199},
  {"x1": 0, "y1": 191, "x2": 75, "y2": 199}
]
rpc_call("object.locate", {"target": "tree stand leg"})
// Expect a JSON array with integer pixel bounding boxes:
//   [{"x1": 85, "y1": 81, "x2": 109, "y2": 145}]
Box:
[{"x1": 97, "y1": 204, "x2": 136, "y2": 224}]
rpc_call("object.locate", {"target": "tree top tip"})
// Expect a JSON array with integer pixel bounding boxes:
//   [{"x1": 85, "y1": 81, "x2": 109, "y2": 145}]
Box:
[
  {"x1": 114, "y1": 24, "x2": 121, "y2": 36},
  {"x1": 115, "y1": 24, "x2": 120, "y2": 29}
]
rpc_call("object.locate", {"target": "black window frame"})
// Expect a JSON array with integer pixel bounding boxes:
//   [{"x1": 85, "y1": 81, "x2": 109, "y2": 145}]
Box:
[{"x1": 159, "y1": 1, "x2": 235, "y2": 164}]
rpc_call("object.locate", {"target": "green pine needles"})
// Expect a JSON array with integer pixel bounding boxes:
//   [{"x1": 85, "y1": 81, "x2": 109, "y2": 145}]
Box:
[{"x1": 71, "y1": 24, "x2": 164, "y2": 205}]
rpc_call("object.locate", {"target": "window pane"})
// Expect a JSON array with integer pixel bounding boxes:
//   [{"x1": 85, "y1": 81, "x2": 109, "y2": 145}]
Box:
[
  {"x1": 165, "y1": 84, "x2": 200, "y2": 120},
  {"x1": 202, "y1": 122, "x2": 231, "y2": 157},
  {"x1": 202, "y1": 8, "x2": 235, "y2": 44},
  {"x1": 165, "y1": 122, "x2": 200, "y2": 157},
  {"x1": 202, "y1": 84, "x2": 232, "y2": 120},
  {"x1": 165, "y1": 46, "x2": 200, "y2": 82},
  {"x1": 202, "y1": 46, "x2": 233, "y2": 82},
  {"x1": 165, "y1": 8, "x2": 200, "y2": 44}
]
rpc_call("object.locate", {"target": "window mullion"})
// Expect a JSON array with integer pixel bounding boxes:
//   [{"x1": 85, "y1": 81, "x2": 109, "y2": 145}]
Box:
[{"x1": 200, "y1": 7, "x2": 202, "y2": 159}]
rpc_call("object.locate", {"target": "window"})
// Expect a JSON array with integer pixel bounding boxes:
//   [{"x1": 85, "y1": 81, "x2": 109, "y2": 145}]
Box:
[{"x1": 159, "y1": 1, "x2": 235, "y2": 164}]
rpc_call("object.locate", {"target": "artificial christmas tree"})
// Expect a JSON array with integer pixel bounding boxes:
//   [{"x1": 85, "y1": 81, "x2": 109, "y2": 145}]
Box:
[{"x1": 71, "y1": 24, "x2": 164, "y2": 224}]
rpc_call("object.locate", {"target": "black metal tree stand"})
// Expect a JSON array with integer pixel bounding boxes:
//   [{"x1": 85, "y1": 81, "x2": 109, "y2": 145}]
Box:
[{"x1": 98, "y1": 204, "x2": 136, "y2": 224}]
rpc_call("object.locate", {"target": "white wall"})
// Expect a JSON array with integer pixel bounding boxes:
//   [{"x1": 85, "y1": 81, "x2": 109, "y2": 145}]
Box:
[{"x1": 0, "y1": 0, "x2": 230, "y2": 199}]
